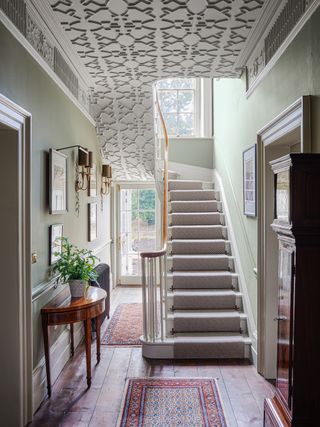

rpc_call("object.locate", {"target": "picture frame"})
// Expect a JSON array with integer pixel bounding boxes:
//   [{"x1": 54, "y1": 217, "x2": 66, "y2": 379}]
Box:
[
  {"x1": 88, "y1": 202, "x2": 98, "y2": 242},
  {"x1": 49, "y1": 224, "x2": 63, "y2": 265},
  {"x1": 88, "y1": 163, "x2": 97, "y2": 197},
  {"x1": 243, "y1": 145, "x2": 257, "y2": 217},
  {"x1": 49, "y1": 149, "x2": 68, "y2": 214}
]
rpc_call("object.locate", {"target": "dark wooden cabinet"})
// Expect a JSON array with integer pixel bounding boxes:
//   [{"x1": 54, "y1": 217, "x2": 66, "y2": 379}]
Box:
[{"x1": 264, "y1": 154, "x2": 320, "y2": 427}]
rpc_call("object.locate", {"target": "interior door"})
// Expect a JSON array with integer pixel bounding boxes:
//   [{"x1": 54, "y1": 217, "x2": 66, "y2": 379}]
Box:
[{"x1": 117, "y1": 185, "x2": 156, "y2": 285}]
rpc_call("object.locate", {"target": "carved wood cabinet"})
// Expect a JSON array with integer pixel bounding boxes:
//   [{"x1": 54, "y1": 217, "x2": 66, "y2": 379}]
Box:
[{"x1": 264, "y1": 154, "x2": 320, "y2": 427}]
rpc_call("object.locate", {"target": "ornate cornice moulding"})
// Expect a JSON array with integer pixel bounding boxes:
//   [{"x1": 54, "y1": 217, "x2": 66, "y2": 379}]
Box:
[
  {"x1": 241, "y1": 0, "x2": 320, "y2": 97},
  {"x1": 0, "y1": 0, "x2": 94, "y2": 124}
]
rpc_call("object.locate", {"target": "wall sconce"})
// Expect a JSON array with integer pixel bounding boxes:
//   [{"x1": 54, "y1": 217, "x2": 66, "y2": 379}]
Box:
[
  {"x1": 101, "y1": 164, "x2": 112, "y2": 195},
  {"x1": 76, "y1": 147, "x2": 93, "y2": 192}
]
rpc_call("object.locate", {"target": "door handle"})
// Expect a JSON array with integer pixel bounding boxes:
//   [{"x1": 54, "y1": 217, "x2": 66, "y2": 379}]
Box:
[{"x1": 273, "y1": 316, "x2": 288, "y2": 321}]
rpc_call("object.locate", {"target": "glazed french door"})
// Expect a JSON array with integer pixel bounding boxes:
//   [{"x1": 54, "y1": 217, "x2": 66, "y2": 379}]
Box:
[{"x1": 117, "y1": 185, "x2": 157, "y2": 285}]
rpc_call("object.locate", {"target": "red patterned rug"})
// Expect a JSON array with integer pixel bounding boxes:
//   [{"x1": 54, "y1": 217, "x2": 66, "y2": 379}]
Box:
[
  {"x1": 117, "y1": 377, "x2": 228, "y2": 427},
  {"x1": 102, "y1": 303, "x2": 142, "y2": 346}
]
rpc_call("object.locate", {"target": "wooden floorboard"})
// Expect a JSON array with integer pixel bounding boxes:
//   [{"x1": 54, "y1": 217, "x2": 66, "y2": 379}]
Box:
[{"x1": 31, "y1": 286, "x2": 273, "y2": 426}]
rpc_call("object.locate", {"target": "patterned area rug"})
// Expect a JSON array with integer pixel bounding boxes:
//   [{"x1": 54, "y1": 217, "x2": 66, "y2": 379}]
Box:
[
  {"x1": 102, "y1": 303, "x2": 142, "y2": 346},
  {"x1": 117, "y1": 378, "x2": 228, "y2": 427}
]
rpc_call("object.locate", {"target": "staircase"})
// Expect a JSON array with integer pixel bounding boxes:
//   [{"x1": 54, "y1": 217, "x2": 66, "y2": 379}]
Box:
[{"x1": 166, "y1": 178, "x2": 251, "y2": 359}]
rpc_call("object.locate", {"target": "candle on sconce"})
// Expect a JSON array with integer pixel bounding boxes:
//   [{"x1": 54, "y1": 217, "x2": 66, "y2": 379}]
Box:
[
  {"x1": 88, "y1": 151, "x2": 93, "y2": 168},
  {"x1": 102, "y1": 164, "x2": 112, "y2": 178}
]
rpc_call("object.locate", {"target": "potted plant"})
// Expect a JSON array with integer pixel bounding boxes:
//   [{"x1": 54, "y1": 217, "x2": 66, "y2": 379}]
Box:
[{"x1": 53, "y1": 237, "x2": 99, "y2": 298}]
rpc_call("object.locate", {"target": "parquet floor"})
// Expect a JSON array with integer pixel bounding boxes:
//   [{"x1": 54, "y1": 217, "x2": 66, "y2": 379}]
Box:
[{"x1": 31, "y1": 287, "x2": 274, "y2": 427}]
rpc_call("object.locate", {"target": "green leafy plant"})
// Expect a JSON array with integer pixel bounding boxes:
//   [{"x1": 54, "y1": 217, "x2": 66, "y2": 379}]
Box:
[{"x1": 53, "y1": 237, "x2": 99, "y2": 283}]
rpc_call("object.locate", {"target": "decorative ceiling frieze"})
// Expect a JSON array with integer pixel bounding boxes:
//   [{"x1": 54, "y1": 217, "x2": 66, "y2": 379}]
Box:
[{"x1": 26, "y1": 0, "x2": 267, "y2": 179}]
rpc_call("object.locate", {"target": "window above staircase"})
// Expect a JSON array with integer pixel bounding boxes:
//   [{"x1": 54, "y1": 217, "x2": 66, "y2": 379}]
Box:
[{"x1": 156, "y1": 78, "x2": 212, "y2": 139}]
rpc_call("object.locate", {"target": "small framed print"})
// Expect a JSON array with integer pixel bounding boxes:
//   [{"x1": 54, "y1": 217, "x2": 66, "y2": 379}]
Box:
[
  {"x1": 49, "y1": 149, "x2": 68, "y2": 214},
  {"x1": 243, "y1": 145, "x2": 257, "y2": 217},
  {"x1": 88, "y1": 163, "x2": 97, "y2": 197},
  {"x1": 49, "y1": 224, "x2": 63, "y2": 265},
  {"x1": 88, "y1": 203, "x2": 97, "y2": 242}
]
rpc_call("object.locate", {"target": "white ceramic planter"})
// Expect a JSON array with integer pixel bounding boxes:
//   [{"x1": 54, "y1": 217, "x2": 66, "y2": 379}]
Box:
[{"x1": 68, "y1": 280, "x2": 88, "y2": 298}]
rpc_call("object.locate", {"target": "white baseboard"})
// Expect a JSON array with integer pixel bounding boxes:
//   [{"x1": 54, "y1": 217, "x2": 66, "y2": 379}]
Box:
[
  {"x1": 141, "y1": 338, "x2": 174, "y2": 359},
  {"x1": 251, "y1": 330, "x2": 258, "y2": 366},
  {"x1": 33, "y1": 323, "x2": 83, "y2": 413},
  {"x1": 213, "y1": 169, "x2": 258, "y2": 365},
  {"x1": 168, "y1": 161, "x2": 214, "y2": 182}
]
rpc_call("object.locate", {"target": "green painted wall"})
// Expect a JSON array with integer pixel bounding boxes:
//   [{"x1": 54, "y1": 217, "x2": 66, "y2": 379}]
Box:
[
  {"x1": 0, "y1": 23, "x2": 110, "y2": 368},
  {"x1": 213, "y1": 8, "x2": 320, "y2": 324},
  {"x1": 169, "y1": 137, "x2": 214, "y2": 169}
]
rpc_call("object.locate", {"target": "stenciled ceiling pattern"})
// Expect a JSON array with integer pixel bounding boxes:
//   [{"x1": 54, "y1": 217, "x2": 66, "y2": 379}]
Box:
[{"x1": 49, "y1": 0, "x2": 264, "y2": 180}]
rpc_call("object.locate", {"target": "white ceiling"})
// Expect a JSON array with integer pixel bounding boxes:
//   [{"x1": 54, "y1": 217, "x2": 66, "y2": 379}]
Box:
[{"x1": 48, "y1": 0, "x2": 265, "y2": 179}]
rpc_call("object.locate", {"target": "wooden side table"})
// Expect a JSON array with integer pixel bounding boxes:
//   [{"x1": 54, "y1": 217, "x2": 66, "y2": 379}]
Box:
[{"x1": 41, "y1": 286, "x2": 107, "y2": 397}]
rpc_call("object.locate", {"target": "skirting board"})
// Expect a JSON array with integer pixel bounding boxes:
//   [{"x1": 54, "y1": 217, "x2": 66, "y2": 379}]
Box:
[
  {"x1": 32, "y1": 322, "x2": 83, "y2": 413},
  {"x1": 213, "y1": 169, "x2": 258, "y2": 364},
  {"x1": 168, "y1": 161, "x2": 214, "y2": 182}
]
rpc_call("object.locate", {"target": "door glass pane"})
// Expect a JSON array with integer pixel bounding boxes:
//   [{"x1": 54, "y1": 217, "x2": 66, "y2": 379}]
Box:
[
  {"x1": 277, "y1": 241, "x2": 293, "y2": 407},
  {"x1": 120, "y1": 188, "x2": 156, "y2": 279},
  {"x1": 139, "y1": 189, "x2": 155, "y2": 210}
]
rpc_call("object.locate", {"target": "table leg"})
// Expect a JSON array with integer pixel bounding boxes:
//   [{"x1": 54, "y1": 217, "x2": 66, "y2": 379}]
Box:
[
  {"x1": 84, "y1": 318, "x2": 92, "y2": 388},
  {"x1": 70, "y1": 323, "x2": 74, "y2": 357},
  {"x1": 41, "y1": 314, "x2": 51, "y2": 397},
  {"x1": 96, "y1": 315, "x2": 101, "y2": 364}
]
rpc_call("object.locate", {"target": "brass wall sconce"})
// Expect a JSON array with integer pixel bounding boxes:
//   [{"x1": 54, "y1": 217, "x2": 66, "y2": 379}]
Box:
[
  {"x1": 101, "y1": 164, "x2": 112, "y2": 195},
  {"x1": 76, "y1": 147, "x2": 93, "y2": 192}
]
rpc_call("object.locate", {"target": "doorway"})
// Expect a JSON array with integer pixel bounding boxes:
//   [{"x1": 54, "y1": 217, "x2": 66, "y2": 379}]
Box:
[
  {"x1": 0, "y1": 94, "x2": 32, "y2": 425},
  {"x1": 117, "y1": 184, "x2": 157, "y2": 285},
  {"x1": 257, "y1": 96, "x2": 311, "y2": 379}
]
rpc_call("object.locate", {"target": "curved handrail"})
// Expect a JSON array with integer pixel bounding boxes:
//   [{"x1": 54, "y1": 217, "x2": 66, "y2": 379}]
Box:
[
  {"x1": 141, "y1": 89, "x2": 169, "y2": 257},
  {"x1": 156, "y1": 92, "x2": 169, "y2": 251}
]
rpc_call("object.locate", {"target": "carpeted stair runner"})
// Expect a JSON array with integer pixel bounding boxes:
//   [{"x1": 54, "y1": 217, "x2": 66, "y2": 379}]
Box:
[{"x1": 167, "y1": 179, "x2": 250, "y2": 358}]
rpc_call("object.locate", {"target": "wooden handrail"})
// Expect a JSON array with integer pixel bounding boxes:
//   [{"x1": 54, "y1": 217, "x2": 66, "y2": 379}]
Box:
[
  {"x1": 140, "y1": 249, "x2": 167, "y2": 259},
  {"x1": 155, "y1": 92, "x2": 169, "y2": 251}
]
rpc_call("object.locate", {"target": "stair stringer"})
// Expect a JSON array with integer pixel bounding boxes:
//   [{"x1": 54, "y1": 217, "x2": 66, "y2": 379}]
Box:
[{"x1": 213, "y1": 169, "x2": 257, "y2": 365}]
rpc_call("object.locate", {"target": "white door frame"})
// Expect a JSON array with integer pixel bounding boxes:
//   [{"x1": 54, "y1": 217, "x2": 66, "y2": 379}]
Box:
[
  {"x1": 115, "y1": 182, "x2": 157, "y2": 286},
  {"x1": 256, "y1": 96, "x2": 311, "y2": 377},
  {"x1": 0, "y1": 93, "x2": 33, "y2": 424}
]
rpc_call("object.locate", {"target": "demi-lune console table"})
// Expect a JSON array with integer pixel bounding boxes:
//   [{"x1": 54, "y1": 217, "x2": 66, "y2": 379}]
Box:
[{"x1": 41, "y1": 286, "x2": 107, "y2": 397}]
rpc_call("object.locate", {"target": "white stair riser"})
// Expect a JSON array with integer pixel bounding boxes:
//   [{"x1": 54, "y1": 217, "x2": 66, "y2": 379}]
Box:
[
  {"x1": 169, "y1": 181, "x2": 203, "y2": 191},
  {"x1": 169, "y1": 200, "x2": 220, "y2": 213},
  {"x1": 169, "y1": 190, "x2": 220, "y2": 201},
  {"x1": 169, "y1": 213, "x2": 222, "y2": 226},
  {"x1": 169, "y1": 226, "x2": 227, "y2": 240},
  {"x1": 169, "y1": 240, "x2": 228, "y2": 255}
]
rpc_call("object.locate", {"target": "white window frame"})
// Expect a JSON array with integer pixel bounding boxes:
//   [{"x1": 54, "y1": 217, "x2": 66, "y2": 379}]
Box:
[{"x1": 157, "y1": 78, "x2": 212, "y2": 139}]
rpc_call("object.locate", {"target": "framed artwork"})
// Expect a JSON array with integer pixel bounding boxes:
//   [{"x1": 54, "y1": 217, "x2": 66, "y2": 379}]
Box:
[
  {"x1": 49, "y1": 224, "x2": 63, "y2": 265},
  {"x1": 49, "y1": 149, "x2": 68, "y2": 214},
  {"x1": 88, "y1": 163, "x2": 97, "y2": 197},
  {"x1": 88, "y1": 202, "x2": 97, "y2": 242},
  {"x1": 243, "y1": 145, "x2": 257, "y2": 217}
]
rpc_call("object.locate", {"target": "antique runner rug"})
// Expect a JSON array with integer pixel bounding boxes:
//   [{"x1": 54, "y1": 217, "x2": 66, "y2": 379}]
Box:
[
  {"x1": 102, "y1": 303, "x2": 142, "y2": 346},
  {"x1": 117, "y1": 377, "x2": 228, "y2": 427}
]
